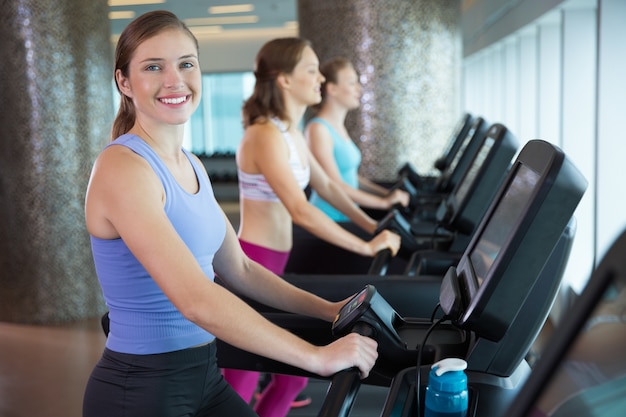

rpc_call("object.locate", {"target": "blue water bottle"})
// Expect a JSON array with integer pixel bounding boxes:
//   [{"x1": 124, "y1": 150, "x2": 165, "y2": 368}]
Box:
[{"x1": 424, "y1": 358, "x2": 469, "y2": 417}]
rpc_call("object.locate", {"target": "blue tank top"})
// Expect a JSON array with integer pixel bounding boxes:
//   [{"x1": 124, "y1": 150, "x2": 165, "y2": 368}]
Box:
[
  {"x1": 308, "y1": 117, "x2": 362, "y2": 221},
  {"x1": 90, "y1": 134, "x2": 226, "y2": 354}
]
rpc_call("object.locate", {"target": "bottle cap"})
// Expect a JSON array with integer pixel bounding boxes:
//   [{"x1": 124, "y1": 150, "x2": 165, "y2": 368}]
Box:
[
  {"x1": 432, "y1": 358, "x2": 467, "y2": 376},
  {"x1": 428, "y1": 358, "x2": 468, "y2": 392}
]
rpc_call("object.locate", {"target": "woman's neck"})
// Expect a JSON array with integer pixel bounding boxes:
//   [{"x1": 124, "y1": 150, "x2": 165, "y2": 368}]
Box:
[
  {"x1": 317, "y1": 101, "x2": 348, "y2": 128},
  {"x1": 282, "y1": 99, "x2": 307, "y2": 131},
  {"x1": 129, "y1": 120, "x2": 185, "y2": 161}
]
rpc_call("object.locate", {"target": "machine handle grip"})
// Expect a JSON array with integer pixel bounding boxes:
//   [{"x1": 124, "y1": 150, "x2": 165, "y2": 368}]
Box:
[
  {"x1": 317, "y1": 322, "x2": 375, "y2": 417},
  {"x1": 368, "y1": 248, "x2": 392, "y2": 275}
]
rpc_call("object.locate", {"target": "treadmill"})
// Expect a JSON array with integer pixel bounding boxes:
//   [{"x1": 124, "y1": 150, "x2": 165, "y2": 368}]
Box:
[
  {"x1": 284, "y1": 119, "x2": 513, "y2": 274},
  {"x1": 318, "y1": 140, "x2": 588, "y2": 417},
  {"x1": 216, "y1": 139, "x2": 588, "y2": 413},
  {"x1": 397, "y1": 112, "x2": 475, "y2": 190},
  {"x1": 378, "y1": 122, "x2": 518, "y2": 257},
  {"x1": 398, "y1": 113, "x2": 474, "y2": 185},
  {"x1": 394, "y1": 116, "x2": 490, "y2": 213}
]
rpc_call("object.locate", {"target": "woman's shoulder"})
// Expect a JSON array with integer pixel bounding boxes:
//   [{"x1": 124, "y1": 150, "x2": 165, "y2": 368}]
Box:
[
  {"x1": 239, "y1": 119, "x2": 286, "y2": 160},
  {"x1": 244, "y1": 119, "x2": 284, "y2": 141},
  {"x1": 307, "y1": 116, "x2": 330, "y2": 129},
  {"x1": 307, "y1": 116, "x2": 329, "y2": 126},
  {"x1": 99, "y1": 136, "x2": 140, "y2": 160},
  {"x1": 95, "y1": 137, "x2": 154, "y2": 180},
  {"x1": 306, "y1": 118, "x2": 333, "y2": 142}
]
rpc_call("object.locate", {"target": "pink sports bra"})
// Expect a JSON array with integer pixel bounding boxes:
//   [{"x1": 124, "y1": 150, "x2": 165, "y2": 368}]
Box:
[{"x1": 238, "y1": 117, "x2": 310, "y2": 202}]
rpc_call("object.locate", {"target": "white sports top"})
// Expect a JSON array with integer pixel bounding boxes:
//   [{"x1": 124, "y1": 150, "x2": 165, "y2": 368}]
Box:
[{"x1": 237, "y1": 117, "x2": 310, "y2": 202}]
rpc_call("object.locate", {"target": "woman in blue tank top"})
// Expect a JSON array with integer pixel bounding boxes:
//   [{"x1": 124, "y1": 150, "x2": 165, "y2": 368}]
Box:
[
  {"x1": 306, "y1": 57, "x2": 410, "y2": 222},
  {"x1": 82, "y1": 11, "x2": 379, "y2": 417}
]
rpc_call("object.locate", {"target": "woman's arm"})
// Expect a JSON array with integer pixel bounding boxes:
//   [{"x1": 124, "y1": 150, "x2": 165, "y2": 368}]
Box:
[
  {"x1": 246, "y1": 123, "x2": 399, "y2": 257},
  {"x1": 307, "y1": 122, "x2": 409, "y2": 209},
  {"x1": 86, "y1": 146, "x2": 377, "y2": 378},
  {"x1": 358, "y1": 175, "x2": 391, "y2": 196},
  {"x1": 306, "y1": 151, "x2": 378, "y2": 232},
  {"x1": 213, "y1": 212, "x2": 346, "y2": 321}
]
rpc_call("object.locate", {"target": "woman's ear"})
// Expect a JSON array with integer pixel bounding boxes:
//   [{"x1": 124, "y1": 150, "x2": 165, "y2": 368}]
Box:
[
  {"x1": 115, "y1": 69, "x2": 132, "y2": 98},
  {"x1": 325, "y1": 82, "x2": 338, "y2": 97},
  {"x1": 276, "y1": 73, "x2": 290, "y2": 91}
]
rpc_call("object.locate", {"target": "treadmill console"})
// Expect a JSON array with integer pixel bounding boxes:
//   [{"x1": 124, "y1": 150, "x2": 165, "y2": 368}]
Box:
[
  {"x1": 332, "y1": 285, "x2": 470, "y2": 384},
  {"x1": 332, "y1": 285, "x2": 405, "y2": 347}
]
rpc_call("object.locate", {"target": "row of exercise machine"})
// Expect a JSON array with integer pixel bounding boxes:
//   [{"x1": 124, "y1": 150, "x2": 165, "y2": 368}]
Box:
[
  {"x1": 216, "y1": 113, "x2": 625, "y2": 416},
  {"x1": 283, "y1": 114, "x2": 519, "y2": 275}
]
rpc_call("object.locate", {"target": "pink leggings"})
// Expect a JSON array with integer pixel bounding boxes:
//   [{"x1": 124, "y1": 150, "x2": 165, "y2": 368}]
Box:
[{"x1": 222, "y1": 240, "x2": 308, "y2": 417}]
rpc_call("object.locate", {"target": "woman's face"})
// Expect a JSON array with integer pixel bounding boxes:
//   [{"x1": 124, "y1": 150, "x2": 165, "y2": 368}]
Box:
[
  {"x1": 329, "y1": 66, "x2": 362, "y2": 110},
  {"x1": 283, "y1": 46, "x2": 325, "y2": 106},
  {"x1": 117, "y1": 28, "x2": 201, "y2": 127}
]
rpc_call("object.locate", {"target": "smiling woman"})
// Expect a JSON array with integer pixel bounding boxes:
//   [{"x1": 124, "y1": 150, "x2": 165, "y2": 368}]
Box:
[
  {"x1": 82, "y1": 10, "x2": 379, "y2": 417},
  {"x1": 111, "y1": 18, "x2": 201, "y2": 140}
]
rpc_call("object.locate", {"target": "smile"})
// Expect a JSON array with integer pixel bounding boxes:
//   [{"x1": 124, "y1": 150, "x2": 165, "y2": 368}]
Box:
[{"x1": 159, "y1": 96, "x2": 188, "y2": 104}]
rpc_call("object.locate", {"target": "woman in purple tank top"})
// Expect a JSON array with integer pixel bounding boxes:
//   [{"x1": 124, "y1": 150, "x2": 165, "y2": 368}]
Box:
[{"x1": 83, "y1": 11, "x2": 381, "y2": 417}]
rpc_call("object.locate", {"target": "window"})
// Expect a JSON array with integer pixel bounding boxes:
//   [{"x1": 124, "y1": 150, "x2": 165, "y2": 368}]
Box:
[{"x1": 191, "y1": 72, "x2": 255, "y2": 155}]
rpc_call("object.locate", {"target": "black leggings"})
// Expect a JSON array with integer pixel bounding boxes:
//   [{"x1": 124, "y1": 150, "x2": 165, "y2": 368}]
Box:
[{"x1": 83, "y1": 341, "x2": 258, "y2": 417}]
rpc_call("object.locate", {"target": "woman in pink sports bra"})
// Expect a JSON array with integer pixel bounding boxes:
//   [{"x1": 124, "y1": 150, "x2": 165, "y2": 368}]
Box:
[{"x1": 224, "y1": 37, "x2": 401, "y2": 417}]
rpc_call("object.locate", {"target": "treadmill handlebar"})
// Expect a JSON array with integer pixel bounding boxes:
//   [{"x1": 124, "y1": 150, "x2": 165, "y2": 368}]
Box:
[
  {"x1": 368, "y1": 248, "x2": 392, "y2": 275},
  {"x1": 375, "y1": 208, "x2": 420, "y2": 253},
  {"x1": 317, "y1": 322, "x2": 375, "y2": 417}
]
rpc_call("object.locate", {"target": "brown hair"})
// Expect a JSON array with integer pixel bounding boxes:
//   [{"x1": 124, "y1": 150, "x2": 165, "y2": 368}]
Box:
[
  {"x1": 242, "y1": 37, "x2": 311, "y2": 128},
  {"x1": 310, "y1": 57, "x2": 354, "y2": 112},
  {"x1": 111, "y1": 10, "x2": 199, "y2": 140}
]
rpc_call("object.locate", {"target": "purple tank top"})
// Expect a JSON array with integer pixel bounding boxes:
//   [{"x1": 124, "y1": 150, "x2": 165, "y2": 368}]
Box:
[{"x1": 90, "y1": 134, "x2": 226, "y2": 354}]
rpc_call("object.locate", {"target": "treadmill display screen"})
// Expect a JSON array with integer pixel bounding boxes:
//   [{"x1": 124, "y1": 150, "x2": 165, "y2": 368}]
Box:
[
  {"x1": 454, "y1": 136, "x2": 495, "y2": 204},
  {"x1": 446, "y1": 124, "x2": 476, "y2": 175},
  {"x1": 441, "y1": 115, "x2": 469, "y2": 156},
  {"x1": 469, "y1": 164, "x2": 539, "y2": 285},
  {"x1": 333, "y1": 286, "x2": 371, "y2": 333}
]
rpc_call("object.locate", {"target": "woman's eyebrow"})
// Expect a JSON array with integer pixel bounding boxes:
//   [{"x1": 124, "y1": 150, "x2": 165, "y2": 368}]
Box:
[{"x1": 138, "y1": 54, "x2": 198, "y2": 63}]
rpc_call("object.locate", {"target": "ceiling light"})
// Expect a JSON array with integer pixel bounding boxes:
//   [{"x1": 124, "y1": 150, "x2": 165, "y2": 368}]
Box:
[
  {"x1": 209, "y1": 4, "x2": 254, "y2": 14},
  {"x1": 284, "y1": 21, "x2": 298, "y2": 30},
  {"x1": 109, "y1": 11, "x2": 136, "y2": 19},
  {"x1": 190, "y1": 26, "x2": 224, "y2": 37},
  {"x1": 108, "y1": 0, "x2": 165, "y2": 6},
  {"x1": 185, "y1": 16, "x2": 259, "y2": 26}
]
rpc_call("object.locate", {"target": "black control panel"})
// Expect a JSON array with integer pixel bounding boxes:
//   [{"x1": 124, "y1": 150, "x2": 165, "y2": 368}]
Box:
[
  {"x1": 332, "y1": 285, "x2": 404, "y2": 346},
  {"x1": 332, "y1": 285, "x2": 469, "y2": 384}
]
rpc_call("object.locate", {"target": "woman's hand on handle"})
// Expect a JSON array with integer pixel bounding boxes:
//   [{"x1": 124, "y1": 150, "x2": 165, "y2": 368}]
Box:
[
  {"x1": 367, "y1": 229, "x2": 401, "y2": 257},
  {"x1": 312, "y1": 333, "x2": 378, "y2": 379},
  {"x1": 385, "y1": 188, "x2": 411, "y2": 208}
]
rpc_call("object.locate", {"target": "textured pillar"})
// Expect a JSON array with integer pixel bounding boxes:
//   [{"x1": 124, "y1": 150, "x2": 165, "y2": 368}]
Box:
[
  {"x1": 0, "y1": 0, "x2": 112, "y2": 323},
  {"x1": 298, "y1": 0, "x2": 461, "y2": 180}
]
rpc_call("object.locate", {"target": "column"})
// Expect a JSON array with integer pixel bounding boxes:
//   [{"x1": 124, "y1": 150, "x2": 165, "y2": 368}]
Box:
[
  {"x1": 298, "y1": 0, "x2": 462, "y2": 180},
  {"x1": 0, "y1": 0, "x2": 112, "y2": 323}
]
